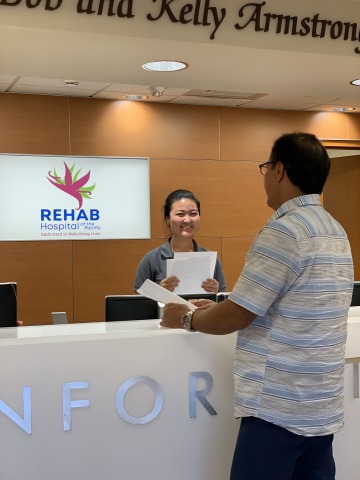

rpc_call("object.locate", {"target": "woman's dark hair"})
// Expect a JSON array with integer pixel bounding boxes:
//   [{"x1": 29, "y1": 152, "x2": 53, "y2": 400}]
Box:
[
  {"x1": 163, "y1": 189, "x2": 201, "y2": 220},
  {"x1": 269, "y1": 132, "x2": 331, "y2": 194}
]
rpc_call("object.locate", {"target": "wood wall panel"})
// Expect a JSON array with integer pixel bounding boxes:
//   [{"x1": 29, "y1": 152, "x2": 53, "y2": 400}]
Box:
[
  {"x1": 0, "y1": 93, "x2": 70, "y2": 155},
  {"x1": 305, "y1": 112, "x2": 350, "y2": 141},
  {"x1": 347, "y1": 114, "x2": 360, "y2": 140},
  {"x1": 69, "y1": 99, "x2": 219, "y2": 160},
  {"x1": 0, "y1": 241, "x2": 73, "y2": 325},
  {"x1": 72, "y1": 239, "x2": 156, "y2": 322},
  {"x1": 324, "y1": 155, "x2": 360, "y2": 279},
  {"x1": 219, "y1": 109, "x2": 349, "y2": 161},
  {"x1": 150, "y1": 159, "x2": 272, "y2": 238},
  {"x1": 0, "y1": 93, "x2": 358, "y2": 325},
  {"x1": 222, "y1": 236, "x2": 256, "y2": 291}
]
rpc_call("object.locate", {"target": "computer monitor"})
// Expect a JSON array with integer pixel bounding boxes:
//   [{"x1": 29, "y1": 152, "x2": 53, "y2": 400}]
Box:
[
  {"x1": 351, "y1": 282, "x2": 360, "y2": 307},
  {"x1": 0, "y1": 282, "x2": 17, "y2": 328},
  {"x1": 105, "y1": 295, "x2": 159, "y2": 322}
]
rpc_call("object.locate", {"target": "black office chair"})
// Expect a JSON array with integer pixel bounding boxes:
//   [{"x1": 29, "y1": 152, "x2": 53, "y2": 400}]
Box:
[
  {"x1": 178, "y1": 293, "x2": 218, "y2": 303},
  {"x1": 105, "y1": 295, "x2": 159, "y2": 321},
  {"x1": 351, "y1": 283, "x2": 360, "y2": 307},
  {"x1": 216, "y1": 292, "x2": 229, "y2": 303},
  {"x1": 0, "y1": 282, "x2": 17, "y2": 327}
]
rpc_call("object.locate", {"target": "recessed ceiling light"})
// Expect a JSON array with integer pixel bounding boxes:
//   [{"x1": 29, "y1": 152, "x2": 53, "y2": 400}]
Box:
[
  {"x1": 331, "y1": 107, "x2": 356, "y2": 112},
  {"x1": 122, "y1": 94, "x2": 149, "y2": 101},
  {"x1": 350, "y1": 78, "x2": 360, "y2": 86},
  {"x1": 142, "y1": 60, "x2": 188, "y2": 72}
]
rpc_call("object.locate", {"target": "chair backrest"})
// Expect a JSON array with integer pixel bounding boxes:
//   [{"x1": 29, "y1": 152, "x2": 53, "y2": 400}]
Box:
[
  {"x1": 51, "y1": 312, "x2": 68, "y2": 324},
  {"x1": 351, "y1": 282, "x2": 360, "y2": 307},
  {"x1": 0, "y1": 282, "x2": 17, "y2": 328},
  {"x1": 105, "y1": 295, "x2": 159, "y2": 321},
  {"x1": 178, "y1": 293, "x2": 218, "y2": 303},
  {"x1": 216, "y1": 292, "x2": 230, "y2": 303}
]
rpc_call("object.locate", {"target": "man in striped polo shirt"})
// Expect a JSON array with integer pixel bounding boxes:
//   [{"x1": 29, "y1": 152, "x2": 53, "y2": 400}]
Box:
[{"x1": 161, "y1": 132, "x2": 354, "y2": 480}]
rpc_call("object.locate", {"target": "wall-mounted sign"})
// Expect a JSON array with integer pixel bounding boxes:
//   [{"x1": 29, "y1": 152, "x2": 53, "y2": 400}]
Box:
[
  {"x1": 0, "y1": 154, "x2": 150, "y2": 241},
  {"x1": 1, "y1": 0, "x2": 359, "y2": 53}
]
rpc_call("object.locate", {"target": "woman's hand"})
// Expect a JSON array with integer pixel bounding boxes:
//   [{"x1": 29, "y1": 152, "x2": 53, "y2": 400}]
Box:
[
  {"x1": 201, "y1": 278, "x2": 219, "y2": 293},
  {"x1": 159, "y1": 275, "x2": 180, "y2": 292}
]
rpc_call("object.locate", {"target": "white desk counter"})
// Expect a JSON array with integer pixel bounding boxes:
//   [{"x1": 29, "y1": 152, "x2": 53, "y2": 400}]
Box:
[
  {"x1": 0, "y1": 320, "x2": 238, "y2": 480},
  {"x1": 1, "y1": 309, "x2": 360, "y2": 480},
  {"x1": 344, "y1": 306, "x2": 360, "y2": 360},
  {"x1": 333, "y1": 306, "x2": 360, "y2": 480}
]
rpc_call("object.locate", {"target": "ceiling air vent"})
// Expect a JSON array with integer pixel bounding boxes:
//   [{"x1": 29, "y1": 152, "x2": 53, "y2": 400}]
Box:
[{"x1": 183, "y1": 90, "x2": 268, "y2": 101}]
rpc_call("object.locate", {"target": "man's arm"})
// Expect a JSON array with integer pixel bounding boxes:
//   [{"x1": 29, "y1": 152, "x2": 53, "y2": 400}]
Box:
[{"x1": 160, "y1": 299, "x2": 256, "y2": 335}]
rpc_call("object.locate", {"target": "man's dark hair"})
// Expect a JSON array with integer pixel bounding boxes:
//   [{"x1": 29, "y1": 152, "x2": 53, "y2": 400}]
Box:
[{"x1": 270, "y1": 132, "x2": 331, "y2": 194}]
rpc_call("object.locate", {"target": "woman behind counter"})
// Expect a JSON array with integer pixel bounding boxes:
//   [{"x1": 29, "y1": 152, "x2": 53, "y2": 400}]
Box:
[{"x1": 133, "y1": 189, "x2": 226, "y2": 293}]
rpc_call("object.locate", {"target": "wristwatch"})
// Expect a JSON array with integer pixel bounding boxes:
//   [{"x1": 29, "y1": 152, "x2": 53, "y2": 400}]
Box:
[{"x1": 181, "y1": 310, "x2": 196, "y2": 332}]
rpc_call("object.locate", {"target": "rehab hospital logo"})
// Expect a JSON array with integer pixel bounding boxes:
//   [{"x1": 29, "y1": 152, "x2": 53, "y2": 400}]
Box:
[{"x1": 46, "y1": 161, "x2": 96, "y2": 210}]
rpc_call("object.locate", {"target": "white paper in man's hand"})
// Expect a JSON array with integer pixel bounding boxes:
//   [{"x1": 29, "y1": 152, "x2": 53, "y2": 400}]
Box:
[{"x1": 137, "y1": 279, "x2": 196, "y2": 311}]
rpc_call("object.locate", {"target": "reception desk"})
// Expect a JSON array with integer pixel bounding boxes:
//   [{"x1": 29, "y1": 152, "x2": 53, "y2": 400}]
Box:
[
  {"x1": 333, "y1": 306, "x2": 360, "y2": 480},
  {"x1": 1, "y1": 308, "x2": 360, "y2": 480},
  {"x1": 0, "y1": 320, "x2": 238, "y2": 480}
]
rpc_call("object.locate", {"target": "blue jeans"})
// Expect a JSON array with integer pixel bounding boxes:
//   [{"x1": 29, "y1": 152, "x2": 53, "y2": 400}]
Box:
[{"x1": 230, "y1": 417, "x2": 335, "y2": 480}]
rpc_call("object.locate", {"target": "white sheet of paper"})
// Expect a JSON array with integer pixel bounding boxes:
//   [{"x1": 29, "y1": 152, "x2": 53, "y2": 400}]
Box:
[
  {"x1": 166, "y1": 251, "x2": 217, "y2": 294},
  {"x1": 137, "y1": 279, "x2": 196, "y2": 311},
  {"x1": 174, "y1": 251, "x2": 217, "y2": 277}
]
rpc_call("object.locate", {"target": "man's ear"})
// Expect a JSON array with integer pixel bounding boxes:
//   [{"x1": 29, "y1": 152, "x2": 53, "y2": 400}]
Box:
[{"x1": 276, "y1": 162, "x2": 286, "y2": 182}]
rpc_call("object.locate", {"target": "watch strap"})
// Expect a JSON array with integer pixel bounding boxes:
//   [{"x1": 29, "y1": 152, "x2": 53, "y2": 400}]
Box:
[{"x1": 181, "y1": 310, "x2": 196, "y2": 332}]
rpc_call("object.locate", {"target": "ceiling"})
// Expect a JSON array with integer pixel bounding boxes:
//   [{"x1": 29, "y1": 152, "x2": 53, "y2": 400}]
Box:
[{"x1": 1, "y1": 1, "x2": 360, "y2": 113}]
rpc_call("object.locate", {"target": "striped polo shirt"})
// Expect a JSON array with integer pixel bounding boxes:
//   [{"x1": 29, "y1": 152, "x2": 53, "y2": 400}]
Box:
[{"x1": 228, "y1": 194, "x2": 354, "y2": 436}]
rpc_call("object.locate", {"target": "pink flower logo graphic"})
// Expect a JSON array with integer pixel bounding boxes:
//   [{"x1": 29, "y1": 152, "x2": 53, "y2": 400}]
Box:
[{"x1": 46, "y1": 162, "x2": 96, "y2": 210}]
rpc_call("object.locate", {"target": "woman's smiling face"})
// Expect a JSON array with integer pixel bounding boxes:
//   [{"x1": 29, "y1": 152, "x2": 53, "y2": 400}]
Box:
[{"x1": 167, "y1": 198, "x2": 200, "y2": 239}]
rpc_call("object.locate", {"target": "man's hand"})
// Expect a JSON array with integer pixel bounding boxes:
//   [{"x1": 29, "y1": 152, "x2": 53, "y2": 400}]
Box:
[
  {"x1": 160, "y1": 303, "x2": 189, "y2": 329},
  {"x1": 161, "y1": 299, "x2": 257, "y2": 335}
]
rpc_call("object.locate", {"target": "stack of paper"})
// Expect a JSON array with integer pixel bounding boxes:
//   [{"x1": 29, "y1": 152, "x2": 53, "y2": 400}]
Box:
[{"x1": 166, "y1": 251, "x2": 217, "y2": 294}]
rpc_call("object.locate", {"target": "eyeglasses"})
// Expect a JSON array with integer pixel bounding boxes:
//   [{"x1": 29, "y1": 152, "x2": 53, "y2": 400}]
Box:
[{"x1": 259, "y1": 161, "x2": 274, "y2": 176}]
